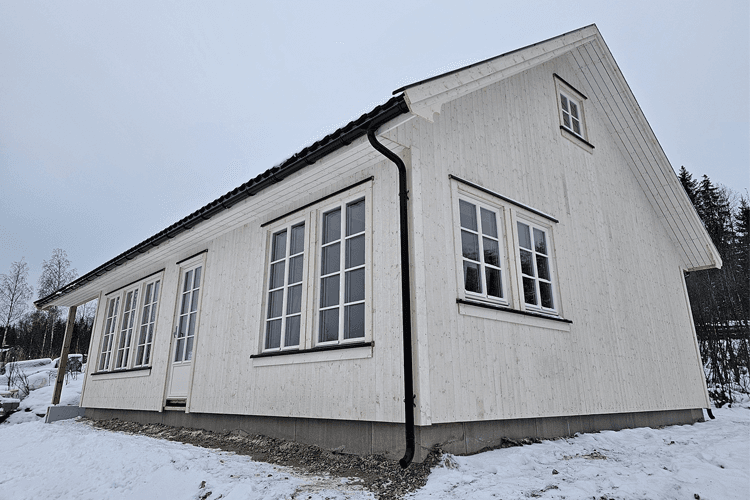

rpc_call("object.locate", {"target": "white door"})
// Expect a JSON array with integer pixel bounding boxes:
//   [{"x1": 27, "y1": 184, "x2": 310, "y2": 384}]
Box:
[{"x1": 166, "y1": 263, "x2": 203, "y2": 401}]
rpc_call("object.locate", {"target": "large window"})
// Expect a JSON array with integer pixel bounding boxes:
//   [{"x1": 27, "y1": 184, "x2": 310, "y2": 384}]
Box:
[
  {"x1": 319, "y1": 198, "x2": 366, "y2": 344},
  {"x1": 453, "y1": 181, "x2": 560, "y2": 317},
  {"x1": 458, "y1": 199, "x2": 506, "y2": 303},
  {"x1": 260, "y1": 183, "x2": 370, "y2": 352},
  {"x1": 265, "y1": 223, "x2": 305, "y2": 350},
  {"x1": 96, "y1": 274, "x2": 162, "y2": 372}
]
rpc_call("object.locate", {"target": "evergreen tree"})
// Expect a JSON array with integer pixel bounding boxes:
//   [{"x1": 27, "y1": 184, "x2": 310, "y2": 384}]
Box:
[{"x1": 678, "y1": 166, "x2": 699, "y2": 206}]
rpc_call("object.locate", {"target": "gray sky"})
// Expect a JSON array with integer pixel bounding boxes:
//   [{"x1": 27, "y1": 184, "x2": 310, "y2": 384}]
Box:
[{"x1": 1, "y1": 0, "x2": 748, "y2": 299}]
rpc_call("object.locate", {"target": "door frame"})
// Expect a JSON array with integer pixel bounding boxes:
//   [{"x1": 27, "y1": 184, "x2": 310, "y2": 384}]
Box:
[{"x1": 163, "y1": 250, "x2": 208, "y2": 412}]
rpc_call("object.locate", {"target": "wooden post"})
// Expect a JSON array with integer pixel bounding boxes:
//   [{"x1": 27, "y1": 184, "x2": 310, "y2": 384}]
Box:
[{"x1": 51, "y1": 305, "x2": 77, "y2": 406}]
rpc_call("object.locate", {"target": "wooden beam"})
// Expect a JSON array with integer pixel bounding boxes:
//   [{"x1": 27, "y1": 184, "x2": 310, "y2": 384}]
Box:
[{"x1": 51, "y1": 305, "x2": 77, "y2": 406}]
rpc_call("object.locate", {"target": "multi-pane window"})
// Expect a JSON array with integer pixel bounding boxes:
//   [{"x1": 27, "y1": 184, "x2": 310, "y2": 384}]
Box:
[
  {"x1": 453, "y1": 183, "x2": 559, "y2": 317},
  {"x1": 98, "y1": 296, "x2": 120, "y2": 371},
  {"x1": 459, "y1": 199, "x2": 504, "y2": 301},
  {"x1": 259, "y1": 186, "x2": 371, "y2": 354},
  {"x1": 174, "y1": 266, "x2": 201, "y2": 362},
  {"x1": 115, "y1": 288, "x2": 139, "y2": 369},
  {"x1": 319, "y1": 198, "x2": 366, "y2": 343},
  {"x1": 265, "y1": 223, "x2": 305, "y2": 350},
  {"x1": 560, "y1": 92, "x2": 583, "y2": 138},
  {"x1": 96, "y1": 274, "x2": 162, "y2": 372},
  {"x1": 134, "y1": 280, "x2": 160, "y2": 367},
  {"x1": 517, "y1": 221, "x2": 555, "y2": 311}
]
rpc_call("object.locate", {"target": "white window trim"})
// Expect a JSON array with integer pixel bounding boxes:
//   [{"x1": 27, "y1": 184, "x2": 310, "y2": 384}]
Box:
[
  {"x1": 452, "y1": 180, "x2": 563, "y2": 318},
  {"x1": 96, "y1": 272, "x2": 164, "y2": 373},
  {"x1": 261, "y1": 214, "x2": 311, "y2": 353},
  {"x1": 555, "y1": 77, "x2": 589, "y2": 144},
  {"x1": 510, "y1": 212, "x2": 559, "y2": 315},
  {"x1": 259, "y1": 181, "x2": 373, "y2": 354},
  {"x1": 451, "y1": 188, "x2": 510, "y2": 307}
]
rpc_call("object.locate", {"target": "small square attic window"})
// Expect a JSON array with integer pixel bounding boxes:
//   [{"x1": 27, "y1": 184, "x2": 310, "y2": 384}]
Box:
[{"x1": 560, "y1": 92, "x2": 583, "y2": 137}]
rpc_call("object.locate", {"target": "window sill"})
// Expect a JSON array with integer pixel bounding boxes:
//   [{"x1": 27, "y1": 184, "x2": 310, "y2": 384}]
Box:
[
  {"x1": 560, "y1": 126, "x2": 594, "y2": 153},
  {"x1": 90, "y1": 366, "x2": 151, "y2": 379},
  {"x1": 457, "y1": 298, "x2": 572, "y2": 332},
  {"x1": 251, "y1": 342, "x2": 373, "y2": 367}
]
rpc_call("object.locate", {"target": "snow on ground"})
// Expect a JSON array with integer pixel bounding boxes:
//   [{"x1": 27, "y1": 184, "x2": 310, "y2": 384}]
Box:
[
  {"x1": 0, "y1": 419, "x2": 375, "y2": 500},
  {"x1": 1, "y1": 358, "x2": 84, "y2": 424},
  {"x1": 410, "y1": 403, "x2": 750, "y2": 500}
]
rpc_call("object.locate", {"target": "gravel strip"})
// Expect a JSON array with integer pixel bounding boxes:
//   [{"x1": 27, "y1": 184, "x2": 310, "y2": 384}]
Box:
[{"x1": 83, "y1": 417, "x2": 442, "y2": 499}]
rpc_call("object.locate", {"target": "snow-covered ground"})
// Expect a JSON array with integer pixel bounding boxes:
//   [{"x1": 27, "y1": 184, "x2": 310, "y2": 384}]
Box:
[{"x1": 1, "y1": 359, "x2": 748, "y2": 499}]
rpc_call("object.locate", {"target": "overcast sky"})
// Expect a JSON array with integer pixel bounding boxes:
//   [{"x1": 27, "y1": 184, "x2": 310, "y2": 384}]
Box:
[{"x1": 1, "y1": 0, "x2": 748, "y2": 300}]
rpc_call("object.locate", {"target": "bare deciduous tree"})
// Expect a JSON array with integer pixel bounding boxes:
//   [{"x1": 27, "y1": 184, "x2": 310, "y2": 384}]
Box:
[
  {"x1": 37, "y1": 249, "x2": 77, "y2": 357},
  {"x1": 1, "y1": 259, "x2": 33, "y2": 347}
]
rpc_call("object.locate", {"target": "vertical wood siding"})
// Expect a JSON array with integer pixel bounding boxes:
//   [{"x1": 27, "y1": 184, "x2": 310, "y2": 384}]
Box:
[{"x1": 386, "y1": 56, "x2": 707, "y2": 424}]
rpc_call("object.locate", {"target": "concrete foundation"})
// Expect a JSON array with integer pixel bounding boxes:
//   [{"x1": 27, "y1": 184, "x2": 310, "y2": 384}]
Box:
[
  {"x1": 45, "y1": 405, "x2": 86, "y2": 423},
  {"x1": 84, "y1": 407, "x2": 705, "y2": 462}
]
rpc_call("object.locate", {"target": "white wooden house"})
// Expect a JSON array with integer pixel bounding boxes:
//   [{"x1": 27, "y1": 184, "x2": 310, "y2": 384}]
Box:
[{"x1": 37, "y1": 25, "x2": 720, "y2": 464}]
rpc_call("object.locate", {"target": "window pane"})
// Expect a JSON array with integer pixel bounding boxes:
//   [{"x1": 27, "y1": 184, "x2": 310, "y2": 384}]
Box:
[
  {"x1": 517, "y1": 222, "x2": 532, "y2": 250},
  {"x1": 323, "y1": 208, "x2": 341, "y2": 244},
  {"x1": 540, "y1": 282, "x2": 554, "y2": 309},
  {"x1": 288, "y1": 255, "x2": 304, "y2": 284},
  {"x1": 267, "y1": 289, "x2": 283, "y2": 318},
  {"x1": 320, "y1": 276, "x2": 340, "y2": 308},
  {"x1": 319, "y1": 309, "x2": 339, "y2": 342},
  {"x1": 463, "y1": 261, "x2": 482, "y2": 293},
  {"x1": 187, "y1": 312, "x2": 196, "y2": 338},
  {"x1": 272, "y1": 230, "x2": 287, "y2": 262},
  {"x1": 136, "y1": 345, "x2": 144, "y2": 366},
  {"x1": 346, "y1": 234, "x2": 365, "y2": 269},
  {"x1": 459, "y1": 200, "x2": 477, "y2": 231},
  {"x1": 183, "y1": 270, "x2": 193, "y2": 292},
  {"x1": 265, "y1": 319, "x2": 281, "y2": 349},
  {"x1": 480, "y1": 208, "x2": 498, "y2": 238},
  {"x1": 290, "y1": 224, "x2": 305, "y2": 255},
  {"x1": 520, "y1": 249, "x2": 535, "y2": 276},
  {"x1": 346, "y1": 199, "x2": 365, "y2": 236},
  {"x1": 143, "y1": 283, "x2": 153, "y2": 304},
  {"x1": 570, "y1": 101, "x2": 579, "y2": 119},
  {"x1": 269, "y1": 261, "x2": 285, "y2": 289},
  {"x1": 483, "y1": 238, "x2": 500, "y2": 267},
  {"x1": 461, "y1": 230, "x2": 479, "y2": 261},
  {"x1": 523, "y1": 277, "x2": 537, "y2": 305},
  {"x1": 174, "y1": 339, "x2": 184, "y2": 362},
  {"x1": 178, "y1": 316, "x2": 187, "y2": 338},
  {"x1": 560, "y1": 94, "x2": 568, "y2": 111},
  {"x1": 345, "y1": 268, "x2": 365, "y2": 303},
  {"x1": 533, "y1": 228, "x2": 547, "y2": 254},
  {"x1": 486, "y1": 267, "x2": 502, "y2": 298},
  {"x1": 321, "y1": 242, "x2": 340, "y2": 275},
  {"x1": 344, "y1": 303, "x2": 365, "y2": 339},
  {"x1": 193, "y1": 267, "x2": 201, "y2": 288},
  {"x1": 285, "y1": 316, "x2": 300, "y2": 347},
  {"x1": 536, "y1": 255, "x2": 550, "y2": 281},
  {"x1": 144, "y1": 345, "x2": 151, "y2": 365},
  {"x1": 286, "y1": 284, "x2": 302, "y2": 314},
  {"x1": 563, "y1": 113, "x2": 571, "y2": 128},
  {"x1": 185, "y1": 336, "x2": 194, "y2": 361},
  {"x1": 572, "y1": 118, "x2": 581, "y2": 135},
  {"x1": 181, "y1": 292, "x2": 190, "y2": 315}
]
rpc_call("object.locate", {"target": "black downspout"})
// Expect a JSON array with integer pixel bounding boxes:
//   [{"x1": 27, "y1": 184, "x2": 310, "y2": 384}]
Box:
[{"x1": 366, "y1": 125, "x2": 416, "y2": 468}]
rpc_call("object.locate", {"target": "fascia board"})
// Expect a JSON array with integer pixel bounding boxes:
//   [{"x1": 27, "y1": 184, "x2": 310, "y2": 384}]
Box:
[{"x1": 403, "y1": 26, "x2": 600, "y2": 122}]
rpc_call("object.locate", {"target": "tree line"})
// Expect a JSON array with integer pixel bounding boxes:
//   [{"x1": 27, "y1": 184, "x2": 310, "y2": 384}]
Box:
[
  {"x1": 678, "y1": 167, "x2": 749, "y2": 404},
  {"x1": 0, "y1": 249, "x2": 95, "y2": 363}
]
